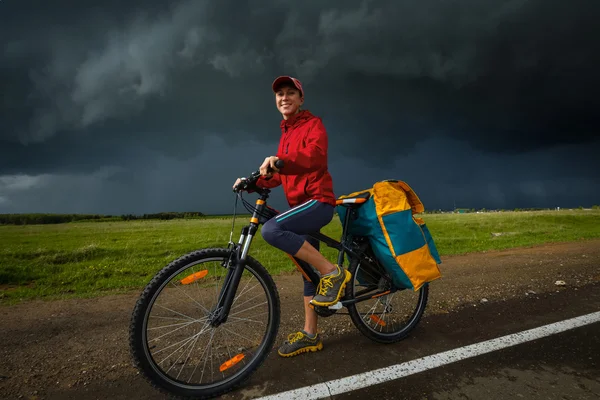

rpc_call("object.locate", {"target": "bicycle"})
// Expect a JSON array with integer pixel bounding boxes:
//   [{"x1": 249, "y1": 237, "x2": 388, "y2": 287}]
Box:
[{"x1": 129, "y1": 160, "x2": 429, "y2": 399}]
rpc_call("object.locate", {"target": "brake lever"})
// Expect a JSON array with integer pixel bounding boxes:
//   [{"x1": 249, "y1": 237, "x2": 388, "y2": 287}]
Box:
[
  {"x1": 233, "y1": 171, "x2": 259, "y2": 193},
  {"x1": 233, "y1": 177, "x2": 247, "y2": 193}
]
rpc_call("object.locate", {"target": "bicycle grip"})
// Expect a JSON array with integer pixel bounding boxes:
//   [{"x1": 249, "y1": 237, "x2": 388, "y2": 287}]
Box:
[{"x1": 274, "y1": 159, "x2": 284, "y2": 170}]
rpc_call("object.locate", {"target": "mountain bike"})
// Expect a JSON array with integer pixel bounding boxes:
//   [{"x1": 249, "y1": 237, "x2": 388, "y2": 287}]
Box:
[{"x1": 129, "y1": 160, "x2": 429, "y2": 399}]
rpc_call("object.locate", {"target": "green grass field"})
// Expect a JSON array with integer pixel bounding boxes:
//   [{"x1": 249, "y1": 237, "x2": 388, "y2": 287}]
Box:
[{"x1": 1, "y1": 209, "x2": 599, "y2": 304}]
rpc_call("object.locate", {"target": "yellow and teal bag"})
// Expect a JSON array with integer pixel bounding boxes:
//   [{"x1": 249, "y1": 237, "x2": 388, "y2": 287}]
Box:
[{"x1": 337, "y1": 180, "x2": 441, "y2": 291}]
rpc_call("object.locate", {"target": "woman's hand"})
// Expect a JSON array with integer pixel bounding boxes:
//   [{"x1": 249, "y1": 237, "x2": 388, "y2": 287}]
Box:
[
  {"x1": 259, "y1": 156, "x2": 280, "y2": 177},
  {"x1": 232, "y1": 178, "x2": 243, "y2": 190}
]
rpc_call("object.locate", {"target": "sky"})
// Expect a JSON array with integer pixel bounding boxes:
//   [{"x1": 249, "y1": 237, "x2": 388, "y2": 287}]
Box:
[{"x1": 1, "y1": 0, "x2": 599, "y2": 215}]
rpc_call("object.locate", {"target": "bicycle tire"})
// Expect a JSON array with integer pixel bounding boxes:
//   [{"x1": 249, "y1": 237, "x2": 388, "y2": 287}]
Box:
[
  {"x1": 129, "y1": 247, "x2": 280, "y2": 399},
  {"x1": 346, "y1": 250, "x2": 429, "y2": 344}
]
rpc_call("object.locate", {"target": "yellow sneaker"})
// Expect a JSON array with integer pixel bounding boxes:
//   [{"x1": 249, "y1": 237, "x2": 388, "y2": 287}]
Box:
[
  {"x1": 310, "y1": 265, "x2": 352, "y2": 307},
  {"x1": 277, "y1": 331, "x2": 323, "y2": 357}
]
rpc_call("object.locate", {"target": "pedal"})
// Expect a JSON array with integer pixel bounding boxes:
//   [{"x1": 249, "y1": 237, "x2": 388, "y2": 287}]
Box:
[{"x1": 328, "y1": 302, "x2": 343, "y2": 310}]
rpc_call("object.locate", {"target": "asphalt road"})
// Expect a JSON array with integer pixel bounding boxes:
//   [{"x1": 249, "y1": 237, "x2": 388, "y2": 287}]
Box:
[{"x1": 231, "y1": 282, "x2": 600, "y2": 400}]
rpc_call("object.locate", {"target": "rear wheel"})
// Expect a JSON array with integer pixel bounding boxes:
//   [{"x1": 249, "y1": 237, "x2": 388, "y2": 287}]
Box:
[
  {"x1": 346, "y1": 245, "x2": 428, "y2": 344},
  {"x1": 129, "y1": 248, "x2": 280, "y2": 399}
]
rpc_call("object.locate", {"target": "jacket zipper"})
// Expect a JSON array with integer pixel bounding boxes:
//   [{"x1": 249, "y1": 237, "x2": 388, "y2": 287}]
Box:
[{"x1": 283, "y1": 124, "x2": 289, "y2": 154}]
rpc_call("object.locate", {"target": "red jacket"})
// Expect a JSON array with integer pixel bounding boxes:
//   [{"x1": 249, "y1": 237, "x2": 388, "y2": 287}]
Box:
[{"x1": 256, "y1": 110, "x2": 336, "y2": 208}]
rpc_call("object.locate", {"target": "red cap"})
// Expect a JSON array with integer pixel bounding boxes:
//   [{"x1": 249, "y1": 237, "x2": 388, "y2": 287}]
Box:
[{"x1": 272, "y1": 76, "x2": 304, "y2": 97}]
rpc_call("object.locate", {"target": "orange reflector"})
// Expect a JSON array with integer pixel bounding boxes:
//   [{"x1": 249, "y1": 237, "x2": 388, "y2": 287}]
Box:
[
  {"x1": 219, "y1": 353, "x2": 245, "y2": 372},
  {"x1": 180, "y1": 270, "x2": 208, "y2": 285},
  {"x1": 369, "y1": 315, "x2": 387, "y2": 327}
]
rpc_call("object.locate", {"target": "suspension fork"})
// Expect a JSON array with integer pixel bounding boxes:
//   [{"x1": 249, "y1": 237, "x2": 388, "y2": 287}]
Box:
[{"x1": 212, "y1": 196, "x2": 268, "y2": 326}]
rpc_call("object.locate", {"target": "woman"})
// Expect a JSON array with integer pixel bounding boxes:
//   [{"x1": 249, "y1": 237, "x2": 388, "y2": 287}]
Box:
[{"x1": 233, "y1": 76, "x2": 351, "y2": 357}]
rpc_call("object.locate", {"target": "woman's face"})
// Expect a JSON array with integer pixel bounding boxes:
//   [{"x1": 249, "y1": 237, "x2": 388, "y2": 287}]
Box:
[{"x1": 275, "y1": 85, "x2": 304, "y2": 119}]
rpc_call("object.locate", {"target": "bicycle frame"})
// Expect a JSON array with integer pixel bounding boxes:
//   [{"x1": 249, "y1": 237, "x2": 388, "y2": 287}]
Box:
[{"x1": 211, "y1": 186, "x2": 394, "y2": 326}]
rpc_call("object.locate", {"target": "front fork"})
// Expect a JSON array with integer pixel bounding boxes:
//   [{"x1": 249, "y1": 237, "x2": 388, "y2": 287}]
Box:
[{"x1": 211, "y1": 197, "x2": 268, "y2": 326}]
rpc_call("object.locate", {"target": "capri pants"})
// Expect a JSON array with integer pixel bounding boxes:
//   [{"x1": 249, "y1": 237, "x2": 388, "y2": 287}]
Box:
[{"x1": 261, "y1": 199, "x2": 334, "y2": 296}]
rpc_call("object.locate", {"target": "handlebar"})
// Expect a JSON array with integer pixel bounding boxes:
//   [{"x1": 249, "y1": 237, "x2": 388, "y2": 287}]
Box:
[{"x1": 233, "y1": 159, "x2": 285, "y2": 193}]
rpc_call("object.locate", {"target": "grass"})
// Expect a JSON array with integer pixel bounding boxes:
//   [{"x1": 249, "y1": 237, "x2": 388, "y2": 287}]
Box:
[{"x1": 1, "y1": 209, "x2": 599, "y2": 304}]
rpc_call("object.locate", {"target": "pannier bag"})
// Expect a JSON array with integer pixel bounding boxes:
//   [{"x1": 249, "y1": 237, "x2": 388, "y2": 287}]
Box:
[{"x1": 337, "y1": 180, "x2": 442, "y2": 291}]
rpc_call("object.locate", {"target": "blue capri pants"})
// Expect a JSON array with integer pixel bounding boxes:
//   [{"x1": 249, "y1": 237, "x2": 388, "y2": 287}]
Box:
[{"x1": 261, "y1": 199, "x2": 334, "y2": 296}]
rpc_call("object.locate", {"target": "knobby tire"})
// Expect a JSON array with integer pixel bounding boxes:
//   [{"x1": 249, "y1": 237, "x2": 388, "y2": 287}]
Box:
[
  {"x1": 345, "y1": 253, "x2": 429, "y2": 344},
  {"x1": 129, "y1": 248, "x2": 281, "y2": 399}
]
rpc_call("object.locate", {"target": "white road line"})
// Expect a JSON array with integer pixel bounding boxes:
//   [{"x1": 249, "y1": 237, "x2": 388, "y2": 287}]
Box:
[{"x1": 258, "y1": 311, "x2": 600, "y2": 400}]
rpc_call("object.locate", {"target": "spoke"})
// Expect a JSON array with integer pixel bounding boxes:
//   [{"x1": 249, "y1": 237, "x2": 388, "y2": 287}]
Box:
[
  {"x1": 228, "y1": 301, "x2": 267, "y2": 318},
  {"x1": 165, "y1": 326, "x2": 202, "y2": 377},
  {"x1": 175, "y1": 322, "x2": 204, "y2": 380},
  {"x1": 147, "y1": 318, "x2": 207, "y2": 332},
  {"x1": 158, "y1": 331, "x2": 201, "y2": 368},
  {"x1": 221, "y1": 326, "x2": 261, "y2": 346},
  {"x1": 169, "y1": 276, "x2": 210, "y2": 315},
  {"x1": 378, "y1": 307, "x2": 386, "y2": 332},
  {"x1": 213, "y1": 264, "x2": 218, "y2": 302},
  {"x1": 209, "y1": 329, "x2": 214, "y2": 383},
  {"x1": 362, "y1": 300, "x2": 380, "y2": 329},
  {"x1": 154, "y1": 322, "x2": 212, "y2": 357},
  {"x1": 153, "y1": 304, "x2": 196, "y2": 322},
  {"x1": 186, "y1": 325, "x2": 215, "y2": 384},
  {"x1": 216, "y1": 327, "x2": 233, "y2": 380},
  {"x1": 164, "y1": 342, "x2": 192, "y2": 375},
  {"x1": 149, "y1": 315, "x2": 198, "y2": 321},
  {"x1": 227, "y1": 313, "x2": 268, "y2": 325},
  {"x1": 230, "y1": 276, "x2": 253, "y2": 308},
  {"x1": 381, "y1": 293, "x2": 397, "y2": 330},
  {"x1": 230, "y1": 291, "x2": 264, "y2": 314},
  {"x1": 194, "y1": 261, "x2": 222, "y2": 312},
  {"x1": 230, "y1": 279, "x2": 261, "y2": 309},
  {"x1": 374, "y1": 296, "x2": 389, "y2": 333},
  {"x1": 199, "y1": 329, "x2": 217, "y2": 384},
  {"x1": 148, "y1": 318, "x2": 201, "y2": 343}
]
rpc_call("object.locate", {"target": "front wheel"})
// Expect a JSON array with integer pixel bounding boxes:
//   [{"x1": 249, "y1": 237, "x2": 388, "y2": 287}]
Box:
[
  {"x1": 129, "y1": 248, "x2": 280, "y2": 399},
  {"x1": 346, "y1": 251, "x2": 429, "y2": 344}
]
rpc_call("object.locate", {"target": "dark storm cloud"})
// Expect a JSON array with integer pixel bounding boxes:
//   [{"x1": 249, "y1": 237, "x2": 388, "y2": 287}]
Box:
[
  {"x1": 2, "y1": 0, "x2": 599, "y2": 162},
  {"x1": 0, "y1": 137, "x2": 291, "y2": 215},
  {"x1": 1, "y1": 136, "x2": 597, "y2": 215},
  {"x1": 1, "y1": 0, "x2": 599, "y2": 214}
]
